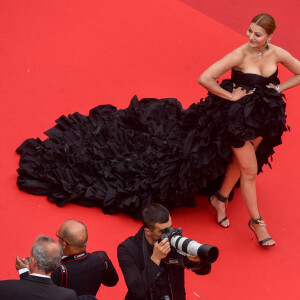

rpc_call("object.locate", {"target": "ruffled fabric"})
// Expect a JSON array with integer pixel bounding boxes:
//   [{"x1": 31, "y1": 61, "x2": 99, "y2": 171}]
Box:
[{"x1": 16, "y1": 69, "x2": 288, "y2": 219}]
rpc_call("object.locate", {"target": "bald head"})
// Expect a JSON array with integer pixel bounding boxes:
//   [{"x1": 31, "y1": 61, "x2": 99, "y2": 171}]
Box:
[{"x1": 59, "y1": 220, "x2": 88, "y2": 251}]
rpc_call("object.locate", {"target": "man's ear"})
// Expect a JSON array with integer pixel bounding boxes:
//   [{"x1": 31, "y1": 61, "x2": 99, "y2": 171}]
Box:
[
  {"x1": 62, "y1": 242, "x2": 67, "y2": 250},
  {"x1": 144, "y1": 228, "x2": 151, "y2": 237},
  {"x1": 30, "y1": 256, "x2": 37, "y2": 268}
]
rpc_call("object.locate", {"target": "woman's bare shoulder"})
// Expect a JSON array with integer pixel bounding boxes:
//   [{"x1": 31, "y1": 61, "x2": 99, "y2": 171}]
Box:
[
  {"x1": 270, "y1": 44, "x2": 294, "y2": 60},
  {"x1": 271, "y1": 44, "x2": 300, "y2": 73},
  {"x1": 222, "y1": 44, "x2": 248, "y2": 67},
  {"x1": 220, "y1": 44, "x2": 246, "y2": 61},
  {"x1": 233, "y1": 44, "x2": 249, "y2": 54}
]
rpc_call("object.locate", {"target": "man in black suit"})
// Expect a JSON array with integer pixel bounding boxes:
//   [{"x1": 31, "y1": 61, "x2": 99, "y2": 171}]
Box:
[
  {"x1": 0, "y1": 235, "x2": 77, "y2": 300},
  {"x1": 18, "y1": 220, "x2": 118, "y2": 296},
  {"x1": 53, "y1": 220, "x2": 119, "y2": 296},
  {"x1": 118, "y1": 204, "x2": 212, "y2": 300}
]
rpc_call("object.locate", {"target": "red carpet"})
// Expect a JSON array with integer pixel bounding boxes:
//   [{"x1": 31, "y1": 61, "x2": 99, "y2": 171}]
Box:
[{"x1": 0, "y1": 0, "x2": 299, "y2": 299}]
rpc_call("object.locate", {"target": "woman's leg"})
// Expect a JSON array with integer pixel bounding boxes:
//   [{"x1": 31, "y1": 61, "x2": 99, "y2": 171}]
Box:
[
  {"x1": 220, "y1": 137, "x2": 263, "y2": 197},
  {"x1": 232, "y1": 141, "x2": 260, "y2": 218},
  {"x1": 232, "y1": 140, "x2": 275, "y2": 246},
  {"x1": 210, "y1": 137, "x2": 262, "y2": 227}
]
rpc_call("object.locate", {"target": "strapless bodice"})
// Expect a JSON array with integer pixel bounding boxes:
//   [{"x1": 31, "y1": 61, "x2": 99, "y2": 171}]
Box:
[{"x1": 231, "y1": 68, "x2": 279, "y2": 87}]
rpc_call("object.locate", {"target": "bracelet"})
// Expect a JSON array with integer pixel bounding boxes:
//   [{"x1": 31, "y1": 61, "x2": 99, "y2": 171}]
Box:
[{"x1": 275, "y1": 85, "x2": 280, "y2": 93}]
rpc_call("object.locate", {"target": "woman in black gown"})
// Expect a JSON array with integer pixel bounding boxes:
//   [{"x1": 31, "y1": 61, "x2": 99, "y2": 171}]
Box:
[
  {"x1": 198, "y1": 13, "x2": 300, "y2": 246},
  {"x1": 17, "y1": 14, "x2": 300, "y2": 247}
]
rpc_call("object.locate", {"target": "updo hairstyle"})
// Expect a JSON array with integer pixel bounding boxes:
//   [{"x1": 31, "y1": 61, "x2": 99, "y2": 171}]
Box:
[{"x1": 251, "y1": 13, "x2": 277, "y2": 35}]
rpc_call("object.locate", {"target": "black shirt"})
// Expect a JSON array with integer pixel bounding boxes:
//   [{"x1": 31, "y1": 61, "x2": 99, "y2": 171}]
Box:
[{"x1": 144, "y1": 236, "x2": 171, "y2": 299}]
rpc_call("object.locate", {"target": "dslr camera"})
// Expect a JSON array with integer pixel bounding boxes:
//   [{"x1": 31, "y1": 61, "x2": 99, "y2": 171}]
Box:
[{"x1": 159, "y1": 227, "x2": 219, "y2": 263}]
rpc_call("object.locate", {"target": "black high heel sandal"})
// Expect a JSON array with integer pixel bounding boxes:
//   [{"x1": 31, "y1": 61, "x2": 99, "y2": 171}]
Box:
[
  {"x1": 248, "y1": 214, "x2": 275, "y2": 247},
  {"x1": 209, "y1": 191, "x2": 230, "y2": 228}
]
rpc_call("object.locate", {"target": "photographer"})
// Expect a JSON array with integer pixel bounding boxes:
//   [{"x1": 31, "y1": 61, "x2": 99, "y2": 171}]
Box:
[{"x1": 117, "y1": 204, "x2": 212, "y2": 300}]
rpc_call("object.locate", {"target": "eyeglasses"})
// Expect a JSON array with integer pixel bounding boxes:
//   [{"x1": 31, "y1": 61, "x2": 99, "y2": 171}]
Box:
[{"x1": 56, "y1": 231, "x2": 69, "y2": 245}]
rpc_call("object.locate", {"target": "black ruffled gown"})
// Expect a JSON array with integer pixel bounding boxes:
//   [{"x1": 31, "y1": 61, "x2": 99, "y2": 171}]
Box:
[{"x1": 16, "y1": 68, "x2": 288, "y2": 219}]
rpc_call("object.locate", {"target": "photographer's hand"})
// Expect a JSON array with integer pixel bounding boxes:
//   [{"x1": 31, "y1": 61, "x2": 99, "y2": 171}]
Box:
[
  {"x1": 151, "y1": 238, "x2": 171, "y2": 266},
  {"x1": 15, "y1": 256, "x2": 29, "y2": 271},
  {"x1": 187, "y1": 254, "x2": 202, "y2": 264}
]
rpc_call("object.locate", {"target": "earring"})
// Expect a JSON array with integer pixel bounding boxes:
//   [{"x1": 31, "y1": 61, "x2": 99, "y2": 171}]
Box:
[{"x1": 265, "y1": 39, "x2": 270, "y2": 50}]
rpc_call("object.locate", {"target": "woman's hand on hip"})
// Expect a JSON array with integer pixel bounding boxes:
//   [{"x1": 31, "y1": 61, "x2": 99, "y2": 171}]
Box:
[{"x1": 231, "y1": 85, "x2": 255, "y2": 101}]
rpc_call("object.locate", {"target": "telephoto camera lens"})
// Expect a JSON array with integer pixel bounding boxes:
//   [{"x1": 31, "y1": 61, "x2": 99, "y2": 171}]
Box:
[
  {"x1": 160, "y1": 227, "x2": 219, "y2": 263},
  {"x1": 170, "y1": 235, "x2": 219, "y2": 263}
]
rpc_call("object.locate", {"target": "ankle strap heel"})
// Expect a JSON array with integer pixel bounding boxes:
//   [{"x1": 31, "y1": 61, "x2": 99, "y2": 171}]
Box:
[
  {"x1": 215, "y1": 191, "x2": 229, "y2": 203},
  {"x1": 248, "y1": 214, "x2": 275, "y2": 247},
  {"x1": 209, "y1": 191, "x2": 230, "y2": 228},
  {"x1": 250, "y1": 214, "x2": 265, "y2": 225}
]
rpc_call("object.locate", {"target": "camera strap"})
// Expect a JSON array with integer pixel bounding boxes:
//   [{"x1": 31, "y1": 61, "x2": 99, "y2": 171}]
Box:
[
  {"x1": 58, "y1": 263, "x2": 68, "y2": 288},
  {"x1": 142, "y1": 233, "x2": 150, "y2": 268}
]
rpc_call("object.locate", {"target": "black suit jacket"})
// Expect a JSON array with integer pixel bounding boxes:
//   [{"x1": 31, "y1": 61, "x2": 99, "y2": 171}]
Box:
[
  {"x1": 51, "y1": 251, "x2": 119, "y2": 296},
  {"x1": 117, "y1": 227, "x2": 211, "y2": 300},
  {"x1": 0, "y1": 275, "x2": 77, "y2": 300}
]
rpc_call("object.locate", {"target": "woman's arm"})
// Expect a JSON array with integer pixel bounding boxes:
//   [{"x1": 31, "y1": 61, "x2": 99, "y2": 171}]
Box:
[
  {"x1": 198, "y1": 47, "x2": 252, "y2": 101},
  {"x1": 276, "y1": 48, "x2": 300, "y2": 92}
]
